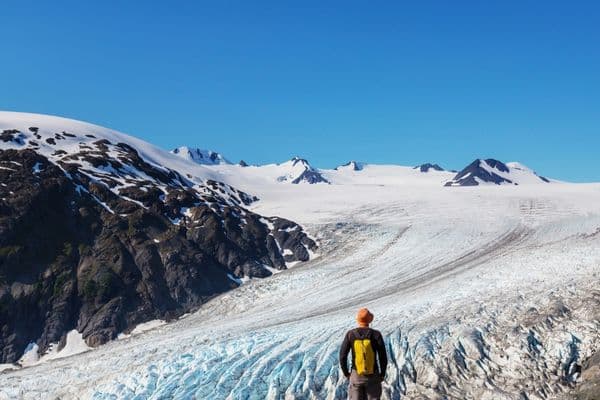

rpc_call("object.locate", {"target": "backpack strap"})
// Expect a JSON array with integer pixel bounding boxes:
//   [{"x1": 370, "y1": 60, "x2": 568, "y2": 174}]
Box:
[{"x1": 353, "y1": 327, "x2": 373, "y2": 340}]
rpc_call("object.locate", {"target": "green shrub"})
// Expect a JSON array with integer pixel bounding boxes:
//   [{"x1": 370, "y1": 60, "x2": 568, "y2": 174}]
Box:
[
  {"x1": 78, "y1": 243, "x2": 90, "y2": 256},
  {"x1": 53, "y1": 273, "x2": 70, "y2": 297},
  {"x1": 98, "y1": 271, "x2": 116, "y2": 300},
  {"x1": 0, "y1": 246, "x2": 22, "y2": 258},
  {"x1": 81, "y1": 271, "x2": 117, "y2": 302},
  {"x1": 63, "y1": 242, "x2": 73, "y2": 257},
  {"x1": 82, "y1": 278, "x2": 98, "y2": 300}
]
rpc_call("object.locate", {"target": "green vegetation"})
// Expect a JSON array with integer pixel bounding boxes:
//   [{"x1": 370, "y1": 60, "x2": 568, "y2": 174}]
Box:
[
  {"x1": 62, "y1": 242, "x2": 73, "y2": 257},
  {"x1": 81, "y1": 270, "x2": 118, "y2": 301},
  {"x1": 78, "y1": 243, "x2": 90, "y2": 256},
  {"x1": 82, "y1": 278, "x2": 98, "y2": 300},
  {"x1": 0, "y1": 245, "x2": 22, "y2": 258},
  {"x1": 98, "y1": 271, "x2": 117, "y2": 300},
  {"x1": 128, "y1": 216, "x2": 140, "y2": 236},
  {"x1": 53, "y1": 272, "x2": 71, "y2": 297},
  {"x1": 33, "y1": 281, "x2": 43, "y2": 295}
]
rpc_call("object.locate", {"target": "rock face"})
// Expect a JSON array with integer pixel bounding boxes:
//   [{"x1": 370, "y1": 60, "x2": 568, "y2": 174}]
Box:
[
  {"x1": 414, "y1": 163, "x2": 444, "y2": 173},
  {"x1": 0, "y1": 117, "x2": 317, "y2": 364},
  {"x1": 445, "y1": 159, "x2": 550, "y2": 186}
]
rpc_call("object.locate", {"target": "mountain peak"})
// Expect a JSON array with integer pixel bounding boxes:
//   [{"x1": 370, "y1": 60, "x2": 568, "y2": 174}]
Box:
[
  {"x1": 445, "y1": 158, "x2": 551, "y2": 186},
  {"x1": 276, "y1": 157, "x2": 329, "y2": 184}
]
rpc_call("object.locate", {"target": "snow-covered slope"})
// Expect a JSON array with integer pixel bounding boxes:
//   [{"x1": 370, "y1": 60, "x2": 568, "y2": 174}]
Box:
[
  {"x1": 321, "y1": 163, "x2": 455, "y2": 186},
  {"x1": 0, "y1": 112, "x2": 221, "y2": 187},
  {"x1": 171, "y1": 146, "x2": 231, "y2": 165},
  {"x1": 0, "y1": 112, "x2": 259, "y2": 209},
  {"x1": 445, "y1": 158, "x2": 551, "y2": 186}
]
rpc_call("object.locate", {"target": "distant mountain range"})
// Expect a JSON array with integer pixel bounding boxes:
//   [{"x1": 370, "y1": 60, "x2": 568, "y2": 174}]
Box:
[{"x1": 172, "y1": 144, "x2": 554, "y2": 187}]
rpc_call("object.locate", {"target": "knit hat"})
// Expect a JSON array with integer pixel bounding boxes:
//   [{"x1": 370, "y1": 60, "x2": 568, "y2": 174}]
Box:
[{"x1": 356, "y1": 308, "x2": 374, "y2": 327}]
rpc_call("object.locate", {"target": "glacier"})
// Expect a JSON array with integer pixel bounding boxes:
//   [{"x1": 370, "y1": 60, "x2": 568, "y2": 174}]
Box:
[{"x1": 1, "y1": 179, "x2": 599, "y2": 399}]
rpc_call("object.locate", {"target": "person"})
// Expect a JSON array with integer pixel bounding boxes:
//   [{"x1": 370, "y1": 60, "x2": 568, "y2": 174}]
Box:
[{"x1": 339, "y1": 308, "x2": 388, "y2": 400}]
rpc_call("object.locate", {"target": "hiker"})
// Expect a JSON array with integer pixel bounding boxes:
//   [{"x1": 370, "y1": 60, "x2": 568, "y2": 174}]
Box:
[{"x1": 339, "y1": 308, "x2": 388, "y2": 400}]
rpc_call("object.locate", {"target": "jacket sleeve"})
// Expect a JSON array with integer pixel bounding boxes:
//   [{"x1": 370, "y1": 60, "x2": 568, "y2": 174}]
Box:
[
  {"x1": 339, "y1": 331, "x2": 351, "y2": 377},
  {"x1": 376, "y1": 332, "x2": 388, "y2": 378}
]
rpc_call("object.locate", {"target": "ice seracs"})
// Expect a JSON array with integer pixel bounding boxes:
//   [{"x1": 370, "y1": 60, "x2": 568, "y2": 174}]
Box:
[
  {"x1": 171, "y1": 146, "x2": 231, "y2": 165},
  {"x1": 444, "y1": 158, "x2": 551, "y2": 186}
]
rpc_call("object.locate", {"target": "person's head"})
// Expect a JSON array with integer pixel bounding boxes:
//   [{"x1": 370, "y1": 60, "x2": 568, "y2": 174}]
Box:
[{"x1": 356, "y1": 308, "x2": 374, "y2": 327}]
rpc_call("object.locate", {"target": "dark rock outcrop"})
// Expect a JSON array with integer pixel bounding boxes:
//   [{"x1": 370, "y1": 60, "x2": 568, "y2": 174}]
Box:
[
  {"x1": 445, "y1": 159, "x2": 512, "y2": 186},
  {"x1": 414, "y1": 163, "x2": 444, "y2": 173}
]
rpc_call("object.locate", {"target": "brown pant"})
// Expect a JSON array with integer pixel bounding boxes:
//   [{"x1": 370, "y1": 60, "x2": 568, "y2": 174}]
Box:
[{"x1": 348, "y1": 370, "x2": 382, "y2": 400}]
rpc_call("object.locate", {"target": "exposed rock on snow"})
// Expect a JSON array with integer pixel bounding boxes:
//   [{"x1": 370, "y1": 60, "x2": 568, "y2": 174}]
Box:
[{"x1": 413, "y1": 163, "x2": 444, "y2": 173}]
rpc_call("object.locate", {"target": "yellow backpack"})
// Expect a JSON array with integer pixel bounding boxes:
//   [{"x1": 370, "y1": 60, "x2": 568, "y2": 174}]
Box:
[{"x1": 353, "y1": 337, "x2": 375, "y2": 375}]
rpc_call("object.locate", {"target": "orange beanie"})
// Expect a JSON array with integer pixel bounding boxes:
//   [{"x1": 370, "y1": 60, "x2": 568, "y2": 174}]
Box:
[{"x1": 356, "y1": 308, "x2": 374, "y2": 326}]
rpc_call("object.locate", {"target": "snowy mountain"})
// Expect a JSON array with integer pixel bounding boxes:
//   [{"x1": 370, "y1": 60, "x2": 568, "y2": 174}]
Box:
[
  {"x1": 444, "y1": 158, "x2": 551, "y2": 186},
  {"x1": 0, "y1": 112, "x2": 317, "y2": 364},
  {"x1": 272, "y1": 157, "x2": 329, "y2": 184},
  {"x1": 171, "y1": 146, "x2": 230, "y2": 165}
]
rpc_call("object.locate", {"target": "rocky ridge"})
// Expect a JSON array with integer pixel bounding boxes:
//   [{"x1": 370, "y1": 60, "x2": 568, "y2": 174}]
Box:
[{"x1": 0, "y1": 114, "x2": 317, "y2": 364}]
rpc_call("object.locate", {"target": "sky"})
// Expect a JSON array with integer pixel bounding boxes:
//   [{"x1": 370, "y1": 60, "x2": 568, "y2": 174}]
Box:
[{"x1": 1, "y1": 1, "x2": 599, "y2": 181}]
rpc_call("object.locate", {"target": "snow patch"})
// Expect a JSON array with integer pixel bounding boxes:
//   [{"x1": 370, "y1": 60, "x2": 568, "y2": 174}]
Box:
[{"x1": 118, "y1": 320, "x2": 167, "y2": 340}]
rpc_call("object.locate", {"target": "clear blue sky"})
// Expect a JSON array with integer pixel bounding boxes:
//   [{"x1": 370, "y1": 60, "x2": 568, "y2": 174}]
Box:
[{"x1": 2, "y1": 1, "x2": 599, "y2": 181}]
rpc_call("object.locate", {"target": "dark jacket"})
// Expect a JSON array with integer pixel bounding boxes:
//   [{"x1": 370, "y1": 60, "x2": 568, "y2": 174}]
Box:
[{"x1": 339, "y1": 327, "x2": 388, "y2": 378}]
